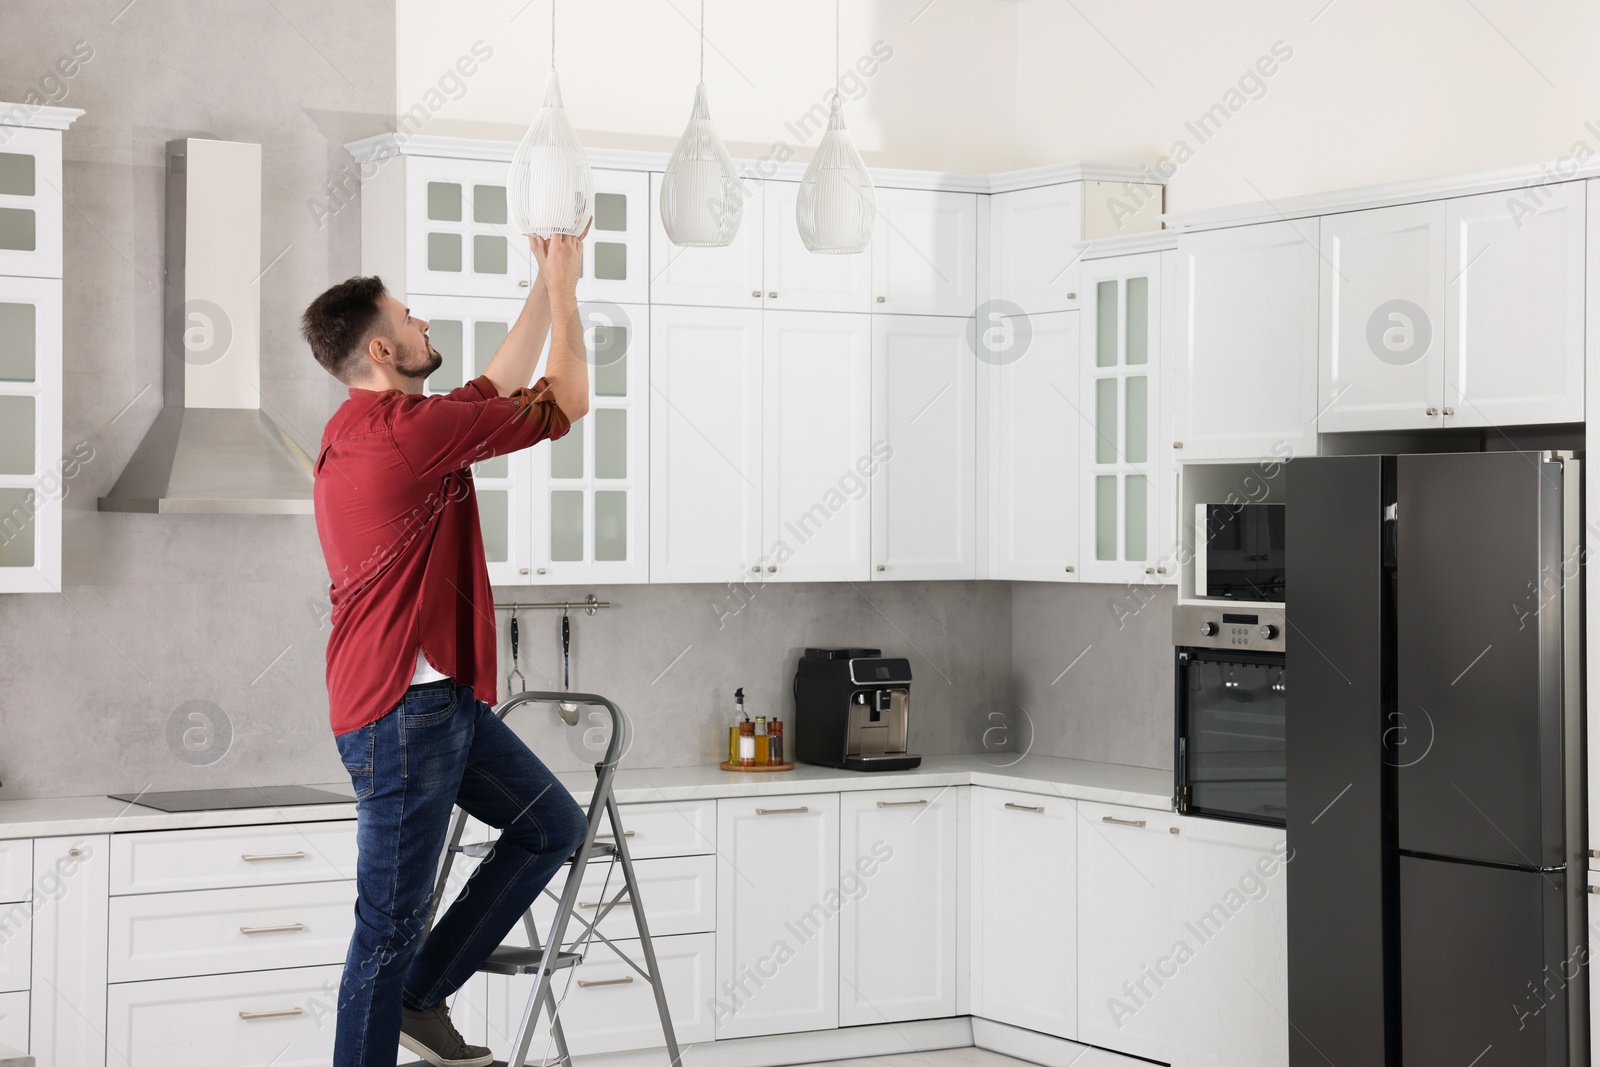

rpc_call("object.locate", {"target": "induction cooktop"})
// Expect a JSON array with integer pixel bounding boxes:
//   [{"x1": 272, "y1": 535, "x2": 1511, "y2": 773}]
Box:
[{"x1": 107, "y1": 785, "x2": 352, "y2": 813}]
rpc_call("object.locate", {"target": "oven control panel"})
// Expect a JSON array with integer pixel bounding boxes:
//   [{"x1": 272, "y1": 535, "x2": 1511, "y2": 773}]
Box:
[{"x1": 1172, "y1": 603, "x2": 1287, "y2": 653}]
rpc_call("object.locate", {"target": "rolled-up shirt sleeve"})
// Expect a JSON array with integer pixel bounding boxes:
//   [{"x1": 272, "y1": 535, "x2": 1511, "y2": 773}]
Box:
[{"x1": 389, "y1": 375, "x2": 571, "y2": 482}]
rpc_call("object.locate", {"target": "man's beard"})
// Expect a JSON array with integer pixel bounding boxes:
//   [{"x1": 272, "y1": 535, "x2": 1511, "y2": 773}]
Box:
[{"x1": 396, "y1": 338, "x2": 443, "y2": 381}]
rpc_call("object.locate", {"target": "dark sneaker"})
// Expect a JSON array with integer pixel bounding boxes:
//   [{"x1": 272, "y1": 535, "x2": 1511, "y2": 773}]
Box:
[{"x1": 400, "y1": 1001, "x2": 495, "y2": 1067}]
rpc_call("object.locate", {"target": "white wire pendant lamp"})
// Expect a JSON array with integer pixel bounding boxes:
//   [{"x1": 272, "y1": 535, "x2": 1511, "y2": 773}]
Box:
[
  {"x1": 660, "y1": 0, "x2": 743, "y2": 247},
  {"x1": 796, "y1": 0, "x2": 876, "y2": 254},
  {"x1": 510, "y1": 0, "x2": 595, "y2": 238}
]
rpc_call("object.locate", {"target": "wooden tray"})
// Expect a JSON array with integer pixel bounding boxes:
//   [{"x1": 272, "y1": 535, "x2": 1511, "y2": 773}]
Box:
[{"x1": 719, "y1": 760, "x2": 796, "y2": 772}]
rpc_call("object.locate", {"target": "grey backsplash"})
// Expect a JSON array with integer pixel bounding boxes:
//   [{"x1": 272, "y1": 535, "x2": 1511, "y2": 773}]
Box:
[{"x1": 0, "y1": 0, "x2": 1174, "y2": 801}]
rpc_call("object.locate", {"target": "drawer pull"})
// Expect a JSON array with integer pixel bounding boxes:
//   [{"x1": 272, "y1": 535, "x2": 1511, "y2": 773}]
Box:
[
  {"x1": 578, "y1": 976, "x2": 635, "y2": 988},
  {"x1": 239, "y1": 1007, "x2": 304, "y2": 1021},
  {"x1": 67, "y1": 847, "x2": 84, "y2": 858},
  {"x1": 242, "y1": 851, "x2": 307, "y2": 862},
  {"x1": 1589, "y1": 885, "x2": 1600, "y2": 895},
  {"x1": 756, "y1": 806, "x2": 809, "y2": 816},
  {"x1": 580, "y1": 896, "x2": 630, "y2": 909},
  {"x1": 595, "y1": 831, "x2": 635, "y2": 840},
  {"x1": 240, "y1": 923, "x2": 307, "y2": 935},
  {"x1": 876, "y1": 799, "x2": 928, "y2": 808},
  {"x1": 1102, "y1": 816, "x2": 1148, "y2": 828},
  {"x1": 1005, "y1": 802, "x2": 1045, "y2": 813}
]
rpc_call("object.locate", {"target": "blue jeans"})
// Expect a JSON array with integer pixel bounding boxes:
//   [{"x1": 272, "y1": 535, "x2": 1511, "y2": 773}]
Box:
[{"x1": 331, "y1": 681, "x2": 588, "y2": 1067}]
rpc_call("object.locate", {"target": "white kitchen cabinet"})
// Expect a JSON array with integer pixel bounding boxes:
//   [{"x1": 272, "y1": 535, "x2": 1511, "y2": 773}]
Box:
[
  {"x1": 529, "y1": 303, "x2": 650, "y2": 584},
  {"x1": 872, "y1": 188, "x2": 978, "y2": 317},
  {"x1": 649, "y1": 305, "x2": 763, "y2": 583},
  {"x1": 0, "y1": 237, "x2": 65, "y2": 595},
  {"x1": 401, "y1": 154, "x2": 537, "y2": 300},
  {"x1": 838, "y1": 788, "x2": 959, "y2": 1025},
  {"x1": 0, "y1": 899, "x2": 26, "y2": 995},
  {"x1": 109, "y1": 822, "x2": 356, "y2": 894},
  {"x1": 1171, "y1": 221, "x2": 1320, "y2": 460},
  {"x1": 715, "y1": 794, "x2": 840, "y2": 1038},
  {"x1": 648, "y1": 174, "x2": 765, "y2": 309},
  {"x1": 971, "y1": 788, "x2": 1076, "y2": 1039},
  {"x1": 1443, "y1": 183, "x2": 1585, "y2": 426},
  {"x1": 30, "y1": 835, "x2": 109, "y2": 1067},
  {"x1": 1318, "y1": 202, "x2": 1446, "y2": 432},
  {"x1": 1080, "y1": 252, "x2": 1170, "y2": 585},
  {"x1": 762, "y1": 312, "x2": 872, "y2": 582},
  {"x1": 987, "y1": 310, "x2": 1081, "y2": 581},
  {"x1": 0, "y1": 123, "x2": 68, "y2": 279},
  {"x1": 871, "y1": 315, "x2": 975, "y2": 580},
  {"x1": 1590, "y1": 874, "x2": 1600, "y2": 1061},
  {"x1": 765, "y1": 180, "x2": 874, "y2": 313},
  {"x1": 579, "y1": 169, "x2": 651, "y2": 306},
  {"x1": 0, "y1": 836, "x2": 31, "y2": 904},
  {"x1": 1172, "y1": 817, "x2": 1289, "y2": 1067},
  {"x1": 1075, "y1": 801, "x2": 1177, "y2": 1062},
  {"x1": 990, "y1": 183, "x2": 1085, "y2": 314},
  {"x1": 0, "y1": 990, "x2": 24, "y2": 1055}
]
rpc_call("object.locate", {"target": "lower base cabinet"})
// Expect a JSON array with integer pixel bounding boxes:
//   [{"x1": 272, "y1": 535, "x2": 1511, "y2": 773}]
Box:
[
  {"x1": 971, "y1": 787, "x2": 1077, "y2": 1039},
  {"x1": 0, "y1": 990, "x2": 25, "y2": 1053},
  {"x1": 104, "y1": 963, "x2": 342, "y2": 1067},
  {"x1": 1172, "y1": 816, "x2": 1289, "y2": 1067}
]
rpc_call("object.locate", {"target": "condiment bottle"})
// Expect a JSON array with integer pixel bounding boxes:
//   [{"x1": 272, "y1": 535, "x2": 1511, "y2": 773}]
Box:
[
  {"x1": 770, "y1": 719, "x2": 784, "y2": 765},
  {"x1": 728, "y1": 687, "x2": 746, "y2": 764},
  {"x1": 754, "y1": 716, "x2": 769, "y2": 764},
  {"x1": 738, "y1": 719, "x2": 756, "y2": 767}
]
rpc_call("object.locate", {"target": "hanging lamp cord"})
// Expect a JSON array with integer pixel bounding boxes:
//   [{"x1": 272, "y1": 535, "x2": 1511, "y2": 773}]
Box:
[
  {"x1": 833, "y1": 0, "x2": 842, "y2": 111},
  {"x1": 551, "y1": 0, "x2": 557, "y2": 70},
  {"x1": 699, "y1": 0, "x2": 706, "y2": 82}
]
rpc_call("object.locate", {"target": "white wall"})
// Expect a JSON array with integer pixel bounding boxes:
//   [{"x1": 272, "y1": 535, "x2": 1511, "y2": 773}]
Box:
[{"x1": 395, "y1": 0, "x2": 1020, "y2": 173}]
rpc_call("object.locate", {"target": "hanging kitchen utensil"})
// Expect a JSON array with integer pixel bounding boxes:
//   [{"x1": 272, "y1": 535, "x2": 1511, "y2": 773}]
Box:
[
  {"x1": 558, "y1": 607, "x2": 580, "y2": 725},
  {"x1": 507, "y1": 607, "x2": 527, "y2": 694}
]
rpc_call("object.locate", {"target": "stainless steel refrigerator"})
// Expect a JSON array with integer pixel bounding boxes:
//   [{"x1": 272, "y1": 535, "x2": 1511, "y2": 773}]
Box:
[{"x1": 1285, "y1": 452, "x2": 1585, "y2": 1067}]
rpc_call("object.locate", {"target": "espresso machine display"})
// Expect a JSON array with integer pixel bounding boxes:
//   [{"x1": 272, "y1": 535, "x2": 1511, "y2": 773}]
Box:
[{"x1": 794, "y1": 648, "x2": 922, "y2": 771}]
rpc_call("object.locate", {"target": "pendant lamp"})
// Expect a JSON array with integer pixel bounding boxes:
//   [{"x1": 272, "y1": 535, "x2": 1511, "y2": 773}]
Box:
[
  {"x1": 660, "y1": 0, "x2": 743, "y2": 247},
  {"x1": 510, "y1": 2, "x2": 594, "y2": 238},
  {"x1": 796, "y1": 0, "x2": 875, "y2": 254}
]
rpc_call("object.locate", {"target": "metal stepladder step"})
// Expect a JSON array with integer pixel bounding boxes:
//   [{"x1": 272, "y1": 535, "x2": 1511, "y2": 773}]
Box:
[{"x1": 403, "y1": 691, "x2": 682, "y2": 1067}]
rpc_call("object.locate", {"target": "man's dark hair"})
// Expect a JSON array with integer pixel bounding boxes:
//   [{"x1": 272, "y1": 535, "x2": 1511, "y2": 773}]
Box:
[{"x1": 301, "y1": 275, "x2": 388, "y2": 383}]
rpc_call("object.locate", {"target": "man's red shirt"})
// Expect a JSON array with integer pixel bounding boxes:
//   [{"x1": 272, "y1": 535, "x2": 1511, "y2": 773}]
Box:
[{"x1": 314, "y1": 375, "x2": 568, "y2": 735}]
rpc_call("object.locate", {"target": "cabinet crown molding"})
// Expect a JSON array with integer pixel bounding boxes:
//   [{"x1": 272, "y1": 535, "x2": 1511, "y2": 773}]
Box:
[{"x1": 0, "y1": 103, "x2": 84, "y2": 131}]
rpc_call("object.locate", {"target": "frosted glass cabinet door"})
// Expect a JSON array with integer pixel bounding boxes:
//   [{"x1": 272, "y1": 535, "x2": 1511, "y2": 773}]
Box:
[
  {"x1": 763, "y1": 181, "x2": 873, "y2": 313},
  {"x1": 0, "y1": 125, "x2": 65, "y2": 279},
  {"x1": 648, "y1": 173, "x2": 765, "y2": 308},
  {"x1": 1317, "y1": 201, "x2": 1447, "y2": 432},
  {"x1": 1444, "y1": 183, "x2": 1585, "y2": 427},
  {"x1": 410, "y1": 295, "x2": 533, "y2": 586},
  {"x1": 871, "y1": 187, "x2": 978, "y2": 317},
  {"x1": 529, "y1": 303, "x2": 650, "y2": 584},
  {"x1": 651, "y1": 305, "x2": 763, "y2": 583},
  {"x1": 1079, "y1": 253, "x2": 1169, "y2": 586},
  {"x1": 406, "y1": 156, "x2": 536, "y2": 299},
  {"x1": 577, "y1": 169, "x2": 650, "y2": 306},
  {"x1": 0, "y1": 275, "x2": 61, "y2": 593},
  {"x1": 871, "y1": 314, "x2": 975, "y2": 580},
  {"x1": 988, "y1": 310, "x2": 1080, "y2": 581},
  {"x1": 762, "y1": 311, "x2": 872, "y2": 582}
]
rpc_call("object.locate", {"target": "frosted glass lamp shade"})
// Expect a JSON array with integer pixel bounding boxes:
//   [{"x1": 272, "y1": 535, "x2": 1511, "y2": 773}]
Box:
[
  {"x1": 510, "y1": 71, "x2": 595, "y2": 238},
  {"x1": 796, "y1": 106, "x2": 876, "y2": 254},
  {"x1": 660, "y1": 83, "x2": 743, "y2": 248}
]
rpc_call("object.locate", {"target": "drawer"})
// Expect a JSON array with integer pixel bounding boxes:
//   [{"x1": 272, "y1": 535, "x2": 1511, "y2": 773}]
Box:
[
  {"x1": 486, "y1": 932, "x2": 714, "y2": 1056},
  {"x1": 109, "y1": 880, "x2": 357, "y2": 983},
  {"x1": 106, "y1": 963, "x2": 341, "y2": 1067},
  {"x1": 0, "y1": 903, "x2": 27, "y2": 994},
  {"x1": 111, "y1": 822, "x2": 357, "y2": 894},
  {"x1": 0, "y1": 989, "x2": 24, "y2": 1054},
  {"x1": 0, "y1": 841, "x2": 29, "y2": 904},
  {"x1": 528, "y1": 854, "x2": 714, "y2": 941},
  {"x1": 463, "y1": 800, "x2": 715, "y2": 859}
]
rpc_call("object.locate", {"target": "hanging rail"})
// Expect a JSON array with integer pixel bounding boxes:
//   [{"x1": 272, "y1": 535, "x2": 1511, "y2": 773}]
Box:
[{"x1": 496, "y1": 594, "x2": 611, "y2": 616}]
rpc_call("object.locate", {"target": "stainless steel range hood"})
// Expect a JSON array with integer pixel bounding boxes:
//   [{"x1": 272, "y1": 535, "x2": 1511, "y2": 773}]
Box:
[{"x1": 99, "y1": 138, "x2": 314, "y2": 514}]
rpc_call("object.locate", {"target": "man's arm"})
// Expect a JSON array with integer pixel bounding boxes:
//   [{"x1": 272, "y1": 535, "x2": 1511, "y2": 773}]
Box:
[
  {"x1": 538, "y1": 232, "x2": 590, "y2": 422},
  {"x1": 479, "y1": 261, "x2": 552, "y2": 398}
]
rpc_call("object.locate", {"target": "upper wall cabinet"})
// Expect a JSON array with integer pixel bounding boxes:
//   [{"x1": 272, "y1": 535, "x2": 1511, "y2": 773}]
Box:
[
  {"x1": 1171, "y1": 221, "x2": 1320, "y2": 461},
  {"x1": 647, "y1": 174, "x2": 765, "y2": 309},
  {"x1": 578, "y1": 169, "x2": 651, "y2": 306},
  {"x1": 871, "y1": 188, "x2": 978, "y2": 317},
  {"x1": 0, "y1": 125, "x2": 66, "y2": 279},
  {"x1": 400, "y1": 155, "x2": 537, "y2": 300},
  {"x1": 1319, "y1": 185, "x2": 1584, "y2": 432},
  {"x1": 1080, "y1": 252, "x2": 1171, "y2": 586},
  {"x1": 765, "y1": 180, "x2": 874, "y2": 313},
  {"x1": 989, "y1": 183, "x2": 1086, "y2": 314}
]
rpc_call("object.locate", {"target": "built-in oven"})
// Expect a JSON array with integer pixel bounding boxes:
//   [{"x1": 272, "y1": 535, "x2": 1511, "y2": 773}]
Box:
[{"x1": 1173, "y1": 603, "x2": 1287, "y2": 827}]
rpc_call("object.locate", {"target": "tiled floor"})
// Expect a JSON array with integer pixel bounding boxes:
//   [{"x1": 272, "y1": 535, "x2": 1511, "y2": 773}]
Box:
[{"x1": 801, "y1": 1050, "x2": 1036, "y2": 1067}]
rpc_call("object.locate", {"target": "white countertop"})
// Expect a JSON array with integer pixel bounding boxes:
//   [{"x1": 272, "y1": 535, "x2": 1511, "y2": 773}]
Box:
[{"x1": 0, "y1": 754, "x2": 1172, "y2": 839}]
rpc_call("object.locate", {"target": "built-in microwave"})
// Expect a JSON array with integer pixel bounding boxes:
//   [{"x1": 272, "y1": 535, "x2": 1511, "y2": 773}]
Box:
[
  {"x1": 1173, "y1": 603, "x2": 1286, "y2": 827},
  {"x1": 1195, "y1": 501, "x2": 1285, "y2": 602}
]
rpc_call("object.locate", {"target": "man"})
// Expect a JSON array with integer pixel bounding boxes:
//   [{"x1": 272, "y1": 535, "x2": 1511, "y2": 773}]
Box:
[{"x1": 302, "y1": 231, "x2": 591, "y2": 1067}]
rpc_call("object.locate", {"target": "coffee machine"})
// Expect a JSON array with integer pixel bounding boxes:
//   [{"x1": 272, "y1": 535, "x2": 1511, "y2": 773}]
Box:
[{"x1": 793, "y1": 648, "x2": 921, "y2": 771}]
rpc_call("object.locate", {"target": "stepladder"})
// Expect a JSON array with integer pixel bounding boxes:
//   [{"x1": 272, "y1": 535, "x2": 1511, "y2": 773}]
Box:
[{"x1": 407, "y1": 691, "x2": 683, "y2": 1067}]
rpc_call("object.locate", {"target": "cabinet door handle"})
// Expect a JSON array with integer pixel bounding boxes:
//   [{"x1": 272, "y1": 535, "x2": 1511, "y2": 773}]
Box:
[
  {"x1": 1156, "y1": 566, "x2": 1168, "y2": 574},
  {"x1": 1589, "y1": 849, "x2": 1600, "y2": 859},
  {"x1": 756, "y1": 806, "x2": 809, "y2": 815},
  {"x1": 1442, "y1": 407, "x2": 1455, "y2": 416},
  {"x1": 1426, "y1": 407, "x2": 1439, "y2": 416},
  {"x1": 239, "y1": 1007, "x2": 304, "y2": 1021},
  {"x1": 519, "y1": 567, "x2": 530, "y2": 575},
  {"x1": 519, "y1": 279, "x2": 530, "y2": 288},
  {"x1": 595, "y1": 831, "x2": 635, "y2": 840},
  {"x1": 1102, "y1": 816, "x2": 1147, "y2": 828},
  {"x1": 876, "y1": 564, "x2": 886, "y2": 572},
  {"x1": 766, "y1": 565, "x2": 777, "y2": 573},
  {"x1": 580, "y1": 895, "x2": 630, "y2": 909},
  {"x1": 752, "y1": 290, "x2": 761, "y2": 298},
  {"x1": 751, "y1": 565, "x2": 760, "y2": 573},
  {"x1": 537, "y1": 567, "x2": 548, "y2": 575},
  {"x1": 241, "y1": 852, "x2": 306, "y2": 862},
  {"x1": 240, "y1": 923, "x2": 307, "y2": 935},
  {"x1": 1066, "y1": 291, "x2": 1077, "y2": 300},
  {"x1": 1589, "y1": 885, "x2": 1600, "y2": 895},
  {"x1": 768, "y1": 291, "x2": 778, "y2": 299},
  {"x1": 1004, "y1": 802, "x2": 1045, "y2": 813},
  {"x1": 1145, "y1": 567, "x2": 1155, "y2": 574},
  {"x1": 1172, "y1": 441, "x2": 1183, "y2": 449},
  {"x1": 578, "y1": 976, "x2": 635, "y2": 988},
  {"x1": 1064, "y1": 565, "x2": 1075, "y2": 573},
  {"x1": 67, "y1": 847, "x2": 84, "y2": 858},
  {"x1": 876, "y1": 799, "x2": 928, "y2": 808},
  {"x1": 877, "y1": 295, "x2": 887, "y2": 303}
]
